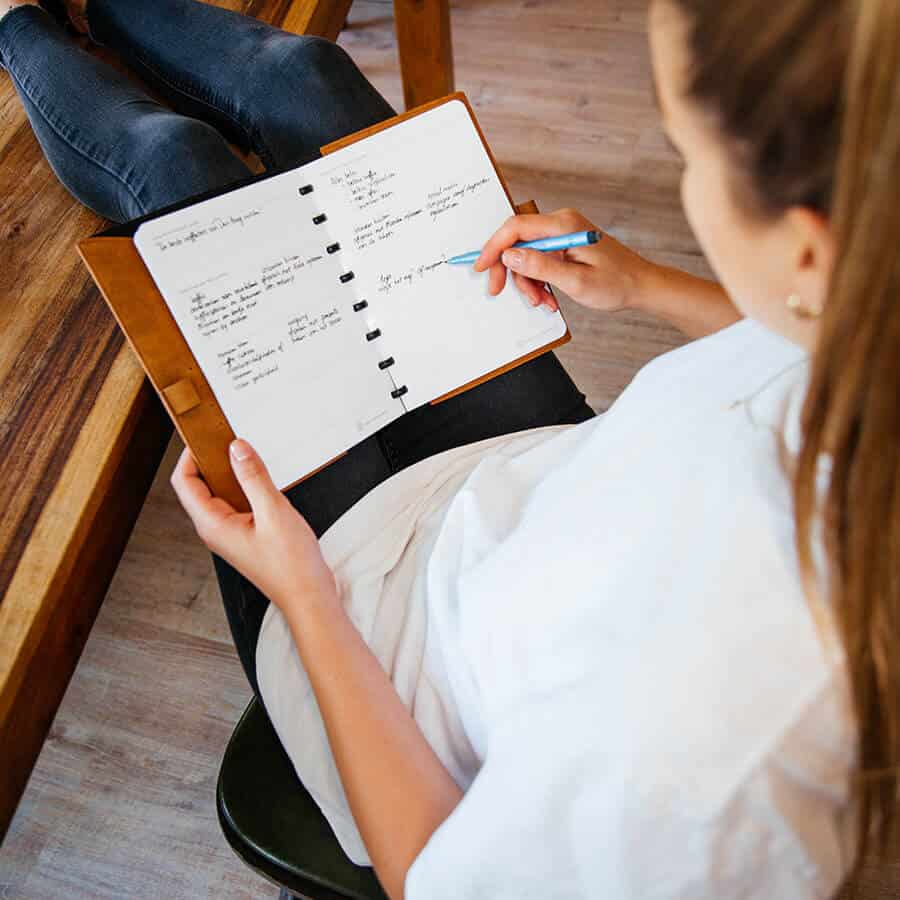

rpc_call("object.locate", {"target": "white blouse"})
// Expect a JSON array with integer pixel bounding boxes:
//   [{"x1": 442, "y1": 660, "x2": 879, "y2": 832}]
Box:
[{"x1": 256, "y1": 317, "x2": 857, "y2": 899}]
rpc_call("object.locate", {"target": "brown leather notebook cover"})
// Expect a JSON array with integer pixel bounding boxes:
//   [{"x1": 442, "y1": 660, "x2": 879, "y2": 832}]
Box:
[{"x1": 77, "y1": 92, "x2": 570, "y2": 512}]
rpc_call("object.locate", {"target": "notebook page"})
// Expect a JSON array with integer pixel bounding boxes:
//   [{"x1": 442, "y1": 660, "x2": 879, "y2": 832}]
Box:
[
  {"x1": 315, "y1": 98, "x2": 568, "y2": 409},
  {"x1": 133, "y1": 167, "x2": 403, "y2": 489}
]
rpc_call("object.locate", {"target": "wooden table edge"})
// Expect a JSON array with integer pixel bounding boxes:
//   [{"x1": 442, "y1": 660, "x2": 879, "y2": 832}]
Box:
[{"x1": 0, "y1": 346, "x2": 172, "y2": 840}]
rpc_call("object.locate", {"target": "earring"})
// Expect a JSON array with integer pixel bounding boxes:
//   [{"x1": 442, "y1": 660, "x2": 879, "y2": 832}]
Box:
[{"x1": 786, "y1": 293, "x2": 824, "y2": 320}]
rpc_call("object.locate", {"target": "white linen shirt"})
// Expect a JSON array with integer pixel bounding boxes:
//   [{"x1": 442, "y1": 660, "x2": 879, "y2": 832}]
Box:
[{"x1": 256, "y1": 317, "x2": 857, "y2": 899}]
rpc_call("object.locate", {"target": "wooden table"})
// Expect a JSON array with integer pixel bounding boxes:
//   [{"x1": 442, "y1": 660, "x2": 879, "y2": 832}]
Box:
[{"x1": 0, "y1": 0, "x2": 451, "y2": 841}]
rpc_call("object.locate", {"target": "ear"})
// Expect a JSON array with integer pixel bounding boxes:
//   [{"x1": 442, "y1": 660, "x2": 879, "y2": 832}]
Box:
[{"x1": 784, "y1": 206, "x2": 836, "y2": 312}]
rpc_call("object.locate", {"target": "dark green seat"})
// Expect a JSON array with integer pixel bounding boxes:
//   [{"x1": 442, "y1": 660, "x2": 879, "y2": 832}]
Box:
[{"x1": 217, "y1": 697, "x2": 389, "y2": 900}]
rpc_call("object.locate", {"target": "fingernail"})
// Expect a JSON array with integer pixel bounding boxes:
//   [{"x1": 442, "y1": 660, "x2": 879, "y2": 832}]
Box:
[
  {"x1": 503, "y1": 249, "x2": 523, "y2": 270},
  {"x1": 472, "y1": 255, "x2": 484, "y2": 271},
  {"x1": 230, "y1": 439, "x2": 252, "y2": 462}
]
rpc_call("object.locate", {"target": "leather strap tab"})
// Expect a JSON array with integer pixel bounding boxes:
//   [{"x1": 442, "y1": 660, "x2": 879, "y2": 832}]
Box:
[{"x1": 163, "y1": 378, "x2": 202, "y2": 416}]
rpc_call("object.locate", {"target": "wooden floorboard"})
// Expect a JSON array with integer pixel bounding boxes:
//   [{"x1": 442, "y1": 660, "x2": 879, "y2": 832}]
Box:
[{"x1": 13, "y1": 0, "x2": 876, "y2": 897}]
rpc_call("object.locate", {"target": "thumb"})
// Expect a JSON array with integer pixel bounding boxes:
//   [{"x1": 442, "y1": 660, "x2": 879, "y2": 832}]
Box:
[
  {"x1": 229, "y1": 439, "x2": 279, "y2": 516},
  {"x1": 502, "y1": 248, "x2": 584, "y2": 297}
]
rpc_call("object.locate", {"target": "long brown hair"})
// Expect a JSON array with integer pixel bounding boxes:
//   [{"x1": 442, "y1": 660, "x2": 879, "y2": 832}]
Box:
[{"x1": 669, "y1": 0, "x2": 900, "y2": 876}]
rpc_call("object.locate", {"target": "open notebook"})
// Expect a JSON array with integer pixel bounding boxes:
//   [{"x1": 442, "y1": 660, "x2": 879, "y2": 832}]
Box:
[{"x1": 79, "y1": 93, "x2": 570, "y2": 508}]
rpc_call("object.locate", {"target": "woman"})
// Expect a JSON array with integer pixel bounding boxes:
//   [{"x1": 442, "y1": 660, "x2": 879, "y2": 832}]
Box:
[{"x1": 3, "y1": 0, "x2": 896, "y2": 897}]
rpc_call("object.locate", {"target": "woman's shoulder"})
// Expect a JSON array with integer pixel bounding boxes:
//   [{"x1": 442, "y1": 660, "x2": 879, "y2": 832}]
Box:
[
  {"x1": 603, "y1": 316, "x2": 810, "y2": 458},
  {"x1": 630, "y1": 315, "x2": 806, "y2": 389}
]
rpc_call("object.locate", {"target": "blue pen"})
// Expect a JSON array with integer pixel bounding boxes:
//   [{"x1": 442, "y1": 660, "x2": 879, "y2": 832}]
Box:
[{"x1": 447, "y1": 230, "x2": 601, "y2": 266}]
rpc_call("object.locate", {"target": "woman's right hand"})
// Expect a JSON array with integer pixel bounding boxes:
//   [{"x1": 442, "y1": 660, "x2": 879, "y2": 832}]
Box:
[{"x1": 474, "y1": 208, "x2": 658, "y2": 314}]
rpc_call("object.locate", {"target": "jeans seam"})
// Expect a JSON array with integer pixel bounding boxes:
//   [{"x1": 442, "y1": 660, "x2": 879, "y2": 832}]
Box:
[
  {"x1": 4, "y1": 63, "x2": 147, "y2": 218},
  {"x1": 111, "y1": 35, "x2": 277, "y2": 170}
]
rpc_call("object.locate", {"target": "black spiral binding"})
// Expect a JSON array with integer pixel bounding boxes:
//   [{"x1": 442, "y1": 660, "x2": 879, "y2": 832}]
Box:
[
  {"x1": 360, "y1": 316, "x2": 406, "y2": 402},
  {"x1": 313, "y1": 211, "x2": 407, "y2": 405},
  {"x1": 298, "y1": 184, "x2": 314, "y2": 196}
]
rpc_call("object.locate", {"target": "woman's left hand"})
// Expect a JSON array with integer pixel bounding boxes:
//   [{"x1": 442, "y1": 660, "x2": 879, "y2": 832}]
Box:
[{"x1": 171, "y1": 439, "x2": 339, "y2": 615}]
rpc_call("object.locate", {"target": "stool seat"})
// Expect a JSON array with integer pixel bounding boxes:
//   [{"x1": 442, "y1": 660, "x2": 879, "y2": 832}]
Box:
[{"x1": 217, "y1": 697, "x2": 388, "y2": 900}]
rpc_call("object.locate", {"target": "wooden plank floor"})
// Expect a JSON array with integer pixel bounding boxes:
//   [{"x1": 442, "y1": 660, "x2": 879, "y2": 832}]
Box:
[{"x1": 6, "y1": 1, "x2": 892, "y2": 898}]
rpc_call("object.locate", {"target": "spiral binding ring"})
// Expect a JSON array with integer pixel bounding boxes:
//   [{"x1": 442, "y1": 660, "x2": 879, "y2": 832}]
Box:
[
  {"x1": 313, "y1": 213, "x2": 328, "y2": 225},
  {"x1": 298, "y1": 184, "x2": 314, "y2": 195},
  {"x1": 326, "y1": 242, "x2": 341, "y2": 254},
  {"x1": 340, "y1": 267, "x2": 406, "y2": 402}
]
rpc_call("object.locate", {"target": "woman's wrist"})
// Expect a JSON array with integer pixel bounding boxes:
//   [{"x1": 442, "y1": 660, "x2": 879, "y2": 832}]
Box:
[
  {"x1": 625, "y1": 261, "x2": 742, "y2": 339},
  {"x1": 626, "y1": 260, "x2": 677, "y2": 316}
]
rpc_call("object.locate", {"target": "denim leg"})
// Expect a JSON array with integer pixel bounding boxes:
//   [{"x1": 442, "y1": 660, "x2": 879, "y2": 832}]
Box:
[
  {"x1": 0, "y1": 5, "x2": 253, "y2": 221},
  {"x1": 85, "y1": 0, "x2": 397, "y2": 171}
]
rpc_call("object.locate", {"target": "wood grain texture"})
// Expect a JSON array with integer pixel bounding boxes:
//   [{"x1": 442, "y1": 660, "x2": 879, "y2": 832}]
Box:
[
  {"x1": 0, "y1": 350, "x2": 172, "y2": 859},
  {"x1": 278, "y1": 0, "x2": 354, "y2": 41},
  {"x1": 392, "y1": 0, "x2": 454, "y2": 109},
  {"x1": 0, "y1": 39, "x2": 177, "y2": 841},
  {"x1": 1, "y1": 1, "x2": 895, "y2": 898}
]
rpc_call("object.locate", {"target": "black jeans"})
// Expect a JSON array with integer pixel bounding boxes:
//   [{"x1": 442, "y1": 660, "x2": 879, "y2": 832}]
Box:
[{"x1": 0, "y1": 0, "x2": 596, "y2": 696}]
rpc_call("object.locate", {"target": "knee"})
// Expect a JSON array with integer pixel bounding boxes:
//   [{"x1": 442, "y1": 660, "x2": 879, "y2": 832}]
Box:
[
  {"x1": 126, "y1": 113, "x2": 248, "y2": 216},
  {"x1": 128, "y1": 113, "x2": 229, "y2": 171},
  {"x1": 263, "y1": 33, "x2": 356, "y2": 83},
  {"x1": 248, "y1": 32, "x2": 366, "y2": 111},
  {"x1": 245, "y1": 32, "x2": 392, "y2": 150}
]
